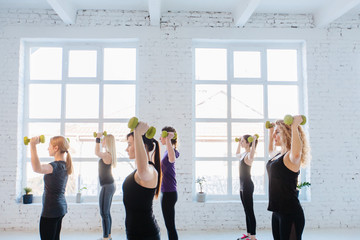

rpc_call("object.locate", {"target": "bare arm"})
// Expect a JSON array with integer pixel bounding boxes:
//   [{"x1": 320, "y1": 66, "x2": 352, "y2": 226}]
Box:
[
  {"x1": 236, "y1": 140, "x2": 242, "y2": 157},
  {"x1": 268, "y1": 127, "x2": 276, "y2": 157},
  {"x1": 288, "y1": 116, "x2": 303, "y2": 166},
  {"x1": 95, "y1": 135, "x2": 112, "y2": 164},
  {"x1": 134, "y1": 122, "x2": 155, "y2": 182},
  {"x1": 166, "y1": 132, "x2": 176, "y2": 163},
  {"x1": 245, "y1": 135, "x2": 257, "y2": 165},
  {"x1": 30, "y1": 137, "x2": 53, "y2": 174}
]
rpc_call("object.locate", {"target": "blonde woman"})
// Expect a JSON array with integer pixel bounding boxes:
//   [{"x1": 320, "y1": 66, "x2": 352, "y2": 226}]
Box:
[
  {"x1": 30, "y1": 136, "x2": 73, "y2": 240},
  {"x1": 95, "y1": 133, "x2": 117, "y2": 240},
  {"x1": 267, "y1": 116, "x2": 310, "y2": 240}
]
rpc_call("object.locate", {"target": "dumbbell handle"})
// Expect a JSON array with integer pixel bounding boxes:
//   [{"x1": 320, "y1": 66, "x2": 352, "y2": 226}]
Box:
[
  {"x1": 283, "y1": 115, "x2": 307, "y2": 126},
  {"x1": 24, "y1": 135, "x2": 45, "y2": 145},
  {"x1": 93, "y1": 131, "x2": 107, "y2": 138},
  {"x1": 248, "y1": 134, "x2": 259, "y2": 143},
  {"x1": 161, "y1": 131, "x2": 177, "y2": 140},
  {"x1": 265, "y1": 121, "x2": 274, "y2": 129},
  {"x1": 128, "y1": 117, "x2": 156, "y2": 139}
]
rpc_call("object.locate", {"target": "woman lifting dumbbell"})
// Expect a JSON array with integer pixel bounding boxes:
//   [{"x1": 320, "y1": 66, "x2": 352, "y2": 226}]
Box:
[
  {"x1": 94, "y1": 132, "x2": 116, "y2": 240},
  {"x1": 236, "y1": 134, "x2": 258, "y2": 240},
  {"x1": 29, "y1": 135, "x2": 73, "y2": 240},
  {"x1": 123, "y1": 118, "x2": 161, "y2": 240},
  {"x1": 266, "y1": 115, "x2": 310, "y2": 240},
  {"x1": 160, "y1": 127, "x2": 180, "y2": 240}
]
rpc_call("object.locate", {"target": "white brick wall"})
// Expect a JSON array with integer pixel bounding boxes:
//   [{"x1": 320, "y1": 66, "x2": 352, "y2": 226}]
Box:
[{"x1": 0, "y1": 9, "x2": 360, "y2": 232}]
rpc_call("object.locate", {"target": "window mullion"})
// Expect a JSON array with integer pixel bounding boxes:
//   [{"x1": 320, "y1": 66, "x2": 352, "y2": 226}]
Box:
[
  {"x1": 227, "y1": 47, "x2": 233, "y2": 197},
  {"x1": 61, "y1": 46, "x2": 69, "y2": 135}
]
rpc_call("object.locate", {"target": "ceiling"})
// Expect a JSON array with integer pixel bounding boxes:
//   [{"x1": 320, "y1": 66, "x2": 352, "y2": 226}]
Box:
[{"x1": 0, "y1": 0, "x2": 359, "y2": 27}]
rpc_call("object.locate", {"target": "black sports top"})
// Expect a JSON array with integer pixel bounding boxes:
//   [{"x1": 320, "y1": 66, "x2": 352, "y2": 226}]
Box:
[
  {"x1": 98, "y1": 159, "x2": 114, "y2": 186},
  {"x1": 266, "y1": 153, "x2": 302, "y2": 214},
  {"x1": 122, "y1": 162, "x2": 160, "y2": 238},
  {"x1": 42, "y1": 161, "x2": 68, "y2": 218},
  {"x1": 239, "y1": 152, "x2": 253, "y2": 191}
]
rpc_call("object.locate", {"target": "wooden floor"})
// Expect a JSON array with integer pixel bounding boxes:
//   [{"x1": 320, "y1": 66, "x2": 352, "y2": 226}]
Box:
[{"x1": 0, "y1": 229, "x2": 359, "y2": 240}]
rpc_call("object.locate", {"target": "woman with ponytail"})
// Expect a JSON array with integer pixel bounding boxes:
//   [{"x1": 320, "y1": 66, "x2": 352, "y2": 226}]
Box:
[
  {"x1": 29, "y1": 135, "x2": 73, "y2": 240},
  {"x1": 159, "y1": 126, "x2": 179, "y2": 240},
  {"x1": 123, "y1": 121, "x2": 162, "y2": 240},
  {"x1": 95, "y1": 133, "x2": 117, "y2": 240}
]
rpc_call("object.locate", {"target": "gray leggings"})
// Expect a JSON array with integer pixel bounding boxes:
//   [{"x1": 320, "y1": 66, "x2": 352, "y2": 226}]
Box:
[{"x1": 99, "y1": 183, "x2": 116, "y2": 238}]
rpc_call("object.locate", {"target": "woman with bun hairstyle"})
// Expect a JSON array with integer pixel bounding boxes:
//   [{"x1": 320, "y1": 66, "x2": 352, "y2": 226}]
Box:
[
  {"x1": 267, "y1": 116, "x2": 310, "y2": 240},
  {"x1": 95, "y1": 133, "x2": 117, "y2": 240},
  {"x1": 123, "y1": 121, "x2": 162, "y2": 240},
  {"x1": 30, "y1": 135, "x2": 73, "y2": 240},
  {"x1": 236, "y1": 135, "x2": 258, "y2": 240},
  {"x1": 159, "y1": 126, "x2": 180, "y2": 240}
]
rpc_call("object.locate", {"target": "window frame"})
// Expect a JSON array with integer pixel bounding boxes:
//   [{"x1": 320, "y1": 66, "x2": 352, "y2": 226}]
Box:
[
  {"x1": 22, "y1": 40, "x2": 138, "y2": 202},
  {"x1": 193, "y1": 40, "x2": 309, "y2": 201}
]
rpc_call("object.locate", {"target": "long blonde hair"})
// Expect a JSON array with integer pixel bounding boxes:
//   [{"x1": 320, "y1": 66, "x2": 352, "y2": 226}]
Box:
[
  {"x1": 275, "y1": 120, "x2": 311, "y2": 167},
  {"x1": 104, "y1": 134, "x2": 117, "y2": 168},
  {"x1": 50, "y1": 136, "x2": 73, "y2": 175}
]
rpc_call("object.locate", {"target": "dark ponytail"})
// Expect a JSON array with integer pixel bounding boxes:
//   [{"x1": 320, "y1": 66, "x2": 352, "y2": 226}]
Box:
[
  {"x1": 142, "y1": 136, "x2": 162, "y2": 199},
  {"x1": 129, "y1": 132, "x2": 162, "y2": 199},
  {"x1": 152, "y1": 139, "x2": 161, "y2": 199}
]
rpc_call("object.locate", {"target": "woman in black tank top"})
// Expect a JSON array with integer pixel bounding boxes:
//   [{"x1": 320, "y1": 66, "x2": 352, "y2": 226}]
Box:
[
  {"x1": 236, "y1": 135, "x2": 258, "y2": 240},
  {"x1": 95, "y1": 133, "x2": 117, "y2": 240},
  {"x1": 124, "y1": 121, "x2": 162, "y2": 240},
  {"x1": 267, "y1": 116, "x2": 311, "y2": 240}
]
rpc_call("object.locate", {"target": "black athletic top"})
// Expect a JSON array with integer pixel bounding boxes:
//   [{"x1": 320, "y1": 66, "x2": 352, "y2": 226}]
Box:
[
  {"x1": 99, "y1": 159, "x2": 114, "y2": 186},
  {"x1": 266, "y1": 153, "x2": 302, "y2": 214},
  {"x1": 122, "y1": 162, "x2": 160, "y2": 238},
  {"x1": 42, "y1": 161, "x2": 68, "y2": 218},
  {"x1": 239, "y1": 152, "x2": 254, "y2": 191}
]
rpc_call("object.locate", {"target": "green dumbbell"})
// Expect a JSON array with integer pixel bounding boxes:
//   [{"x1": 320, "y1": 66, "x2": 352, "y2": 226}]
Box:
[
  {"x1": 161, "y1": 131, "x2": 177, "y2": 140},
  {"x1": 93, "y1": 131, "x2": 107, "y2": 138},
  {"x1": 247, "y1": 134, "x2": 259, "y2": 143},
  {"x1": 265, "y1": 121, "x2": 274, "y2": 129},
  {"x1": 235, "y1": 137, "x2": 240, "y2": 142},
  {"x1": 283, "y1": 115, "x2": 307, "y2": 126},
  {"x1": 24, "y1": 135, "x2": 45, "y2": 145},
  {"x1": 128, "y1": 117, "x2": 156, "y2": 139}
]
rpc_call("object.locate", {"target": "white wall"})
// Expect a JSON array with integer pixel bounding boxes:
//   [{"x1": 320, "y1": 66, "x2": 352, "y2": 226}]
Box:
[{"x1": 0, "y1": 9, "x2": 360, "y2": 231}]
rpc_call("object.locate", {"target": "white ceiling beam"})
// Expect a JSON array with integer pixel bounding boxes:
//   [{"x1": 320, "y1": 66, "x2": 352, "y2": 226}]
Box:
[
  {"x1": 46, "y1": 0, "x2": 77, "y2": 25},
  {"x1": 233, "y1": 0, "x2": 261, "y2": 27},
  {"x1": 148, "y1": 0, "x2": 162, "y2": 26},
  {"x1": 314, "y1": 0, "x2": 360, "y2": 27}
]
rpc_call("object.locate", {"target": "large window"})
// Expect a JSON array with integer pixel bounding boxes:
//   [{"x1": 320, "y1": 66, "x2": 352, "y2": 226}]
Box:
[
  {"x1": 193, "y1": 42, "x2": 308, "y2": 201},
  {"x1": 23, "y1": 41, "x2": 137, "y2": 201}
]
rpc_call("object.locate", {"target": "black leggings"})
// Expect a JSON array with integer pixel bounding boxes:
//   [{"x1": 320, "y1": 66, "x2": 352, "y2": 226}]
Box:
[
  {"x1": 161, "y1": 191, "x2": 178, "y2": 240},
  {"x1": 127, "y1": 232, "x2": 161, "y2": 240},
  {"x1": 39, "y1": 215, "x2": 64, "y2": 240},
  {"x1": 240, "y1": 189, "x2": 256, "y2": 235},
  {"x1": 271, "y1": 209, "x2": 305, "y2": 240}
]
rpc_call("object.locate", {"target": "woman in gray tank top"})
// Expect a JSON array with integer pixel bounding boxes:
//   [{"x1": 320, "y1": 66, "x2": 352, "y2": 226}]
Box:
[
  {"x1": 29, "y1": 135, "x2": 73, "y2": 240},
  {"x1": 95, "y1": 133, "x2": 117, "y2": 240}
]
